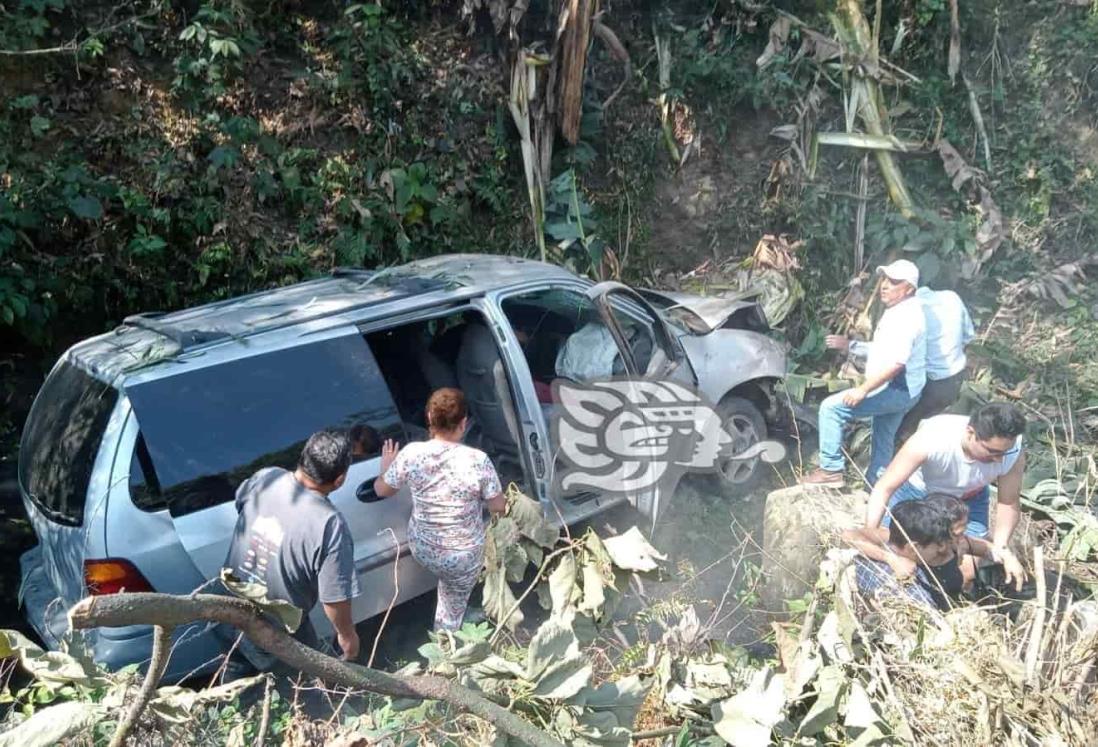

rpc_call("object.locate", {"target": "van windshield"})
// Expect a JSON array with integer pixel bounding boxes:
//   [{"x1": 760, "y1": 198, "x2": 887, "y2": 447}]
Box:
[{"x1": 19, "y1": 360, "x2": 119, "y2": 526}]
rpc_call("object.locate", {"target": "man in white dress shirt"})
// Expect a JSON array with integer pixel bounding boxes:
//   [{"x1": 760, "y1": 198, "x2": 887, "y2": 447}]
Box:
[
  {"x1": 802, "y1": 260, "x2": 926, "y2": 487},
  {"x1": 894, "y1": 286, "x2": 975, "y2": 445}
]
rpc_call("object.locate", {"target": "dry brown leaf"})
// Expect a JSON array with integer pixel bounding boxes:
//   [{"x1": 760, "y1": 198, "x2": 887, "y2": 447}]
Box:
[
  {"x1": 757, "y1": 17, "x2": 792, "y2": 68},
  {"x1": 937, "y1": 140, "x2": 1005, "y2": 277}
]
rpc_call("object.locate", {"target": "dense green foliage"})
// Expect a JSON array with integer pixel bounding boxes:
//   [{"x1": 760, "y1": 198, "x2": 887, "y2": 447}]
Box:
[
  {"x1": 3, "y1": 0, "x2": 1097, "y2": 419},
  {"x1": 0, "y1": 1, "x2": 528, "y2": 350}
]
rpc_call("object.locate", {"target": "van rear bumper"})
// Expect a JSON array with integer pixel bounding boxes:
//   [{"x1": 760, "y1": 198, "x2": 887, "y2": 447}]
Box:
[{"x1": 19, "y1": 545, "x2": 240, "y2": 682}]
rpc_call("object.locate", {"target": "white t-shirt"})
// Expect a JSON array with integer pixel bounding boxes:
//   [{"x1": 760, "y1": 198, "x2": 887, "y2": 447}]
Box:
[
  {"x1": 855, "y1": 296, "x2": 926, "y2": 397},
  {"x1": 917, "y1": 287, "x2": 974, "y2": 380},
  {"x1": 907, "y1": 414, "x2": 1023, "y2": 498}
]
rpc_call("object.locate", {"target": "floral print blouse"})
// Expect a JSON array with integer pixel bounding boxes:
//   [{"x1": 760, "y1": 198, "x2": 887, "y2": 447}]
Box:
[{"x1": 383, "y1": 439, "x2": 503, "y2": 550}]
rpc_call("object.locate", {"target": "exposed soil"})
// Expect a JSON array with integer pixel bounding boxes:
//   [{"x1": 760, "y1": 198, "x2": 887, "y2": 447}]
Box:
[{"x1": 648, "y1": 106, "x2": 784, "y2": 276}]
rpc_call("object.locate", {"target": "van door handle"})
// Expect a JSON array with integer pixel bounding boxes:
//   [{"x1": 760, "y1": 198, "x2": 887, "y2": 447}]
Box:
[{"x1": 356, "y1": 481, "x2": 383, "y2": 503}]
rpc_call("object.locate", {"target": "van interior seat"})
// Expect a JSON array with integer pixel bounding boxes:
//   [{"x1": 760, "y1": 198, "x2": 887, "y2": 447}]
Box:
[{"x1": 455, "y1": 322, "x2": 522, "y2": 477}]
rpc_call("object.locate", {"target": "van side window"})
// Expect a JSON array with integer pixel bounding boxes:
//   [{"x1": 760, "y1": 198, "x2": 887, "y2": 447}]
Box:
[
  {"x1": 501, "y1": 287, "x2": 625, "y2": 382},
  {"x1": 128, "y1": 433, "x2": 164, "y2": 511},
  {"x1": 125, "y1": 334, "x2": 402, "y2": 515},
  {"x1": 19, "y1": 361, "x2": 119, "y2": 526}
]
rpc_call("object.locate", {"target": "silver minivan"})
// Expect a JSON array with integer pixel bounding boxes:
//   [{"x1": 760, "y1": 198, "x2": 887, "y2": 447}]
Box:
[{"x1": 18, "y1": 254, "x2": 786, "y2": 680}]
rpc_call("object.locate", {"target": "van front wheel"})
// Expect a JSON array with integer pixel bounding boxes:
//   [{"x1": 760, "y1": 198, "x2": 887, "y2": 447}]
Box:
[{"x1": 703, "y1": 396, "x2": 767, "y2": 497}]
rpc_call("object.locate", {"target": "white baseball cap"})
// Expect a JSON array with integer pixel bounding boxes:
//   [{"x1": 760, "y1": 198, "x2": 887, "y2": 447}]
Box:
[{"x1": 876, "y1": 259, "x2": 919, "y2": 287}]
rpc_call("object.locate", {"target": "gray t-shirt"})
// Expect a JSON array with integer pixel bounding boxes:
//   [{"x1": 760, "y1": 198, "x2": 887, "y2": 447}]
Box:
[{"x1": 224, "y1": 467, "x2": 360, "y2": 629}]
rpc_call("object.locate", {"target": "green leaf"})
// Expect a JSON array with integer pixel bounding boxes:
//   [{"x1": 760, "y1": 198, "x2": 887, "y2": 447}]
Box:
[
  {"x1": 10, "y1": 95, "x2": 39, "y2": 111},
  {"x1": 568, "y1": 675, "x2": 650, "y2": 733},
  {"x1": 149, "y1": 675, "x2": 266, "y2": 723},
  {"x1": 547, "y1": 552, "x2": 577, "y2": 615},
  {"x1": 525, "y1": 613, "x2": 579, "y2": 681},
  {"x1": 545, "y1": 220, "x2": 583, "y2": 241},
  {"x1": 208, "y1": 146, "x2": 238, "y2": 170},
  {"x1": 67, "y1": 196, "x2": 103, "y2": 220},
  {"x1": 797, "y1": 665, "x2": 845, "y2": 736},
  {"x1": 469, "y1": 654, "x2": 526, "y2": 683},
  {"x1": 711, "y1": 668, "x2": 788, "y2": 747},
  {"x1": 0, "y1": 701, "x2": 107, "y2": 747},
  {"x1": 482, "y1": 560, "x2": 522, "y2": 631},
  {"x1": 219, "y1": 569, "x2": 303, "y2": 633},
  {"x1": 30, "y1": 116, "x2": 50, "y2": 137},
  {"x1": 503, "y1": 543, "x2": 529, "y2": 584},
  {"x1": 843, "y1": 679, "x2": 882, "y2": 730},
  {"x1": 578, "y1": 562, "x2": 606, "y2": 617},
  {"x1": 601, "y1": 527, "x2": 666, "y2": 572},
  {"x1": 507, "y1": 489, "x2": 560, "y2": 548},
  {"x1": 531, "y1": 655, "x2": 592, "y2": 700}
]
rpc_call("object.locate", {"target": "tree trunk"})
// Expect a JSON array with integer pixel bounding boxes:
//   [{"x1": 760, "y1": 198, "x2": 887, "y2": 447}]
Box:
[
  {"x1": 832, "y1": 0, "x2": 915, "y2": 219},
  {"x1": 69, "y1": 593, "x2": 565, "y2": 747}
]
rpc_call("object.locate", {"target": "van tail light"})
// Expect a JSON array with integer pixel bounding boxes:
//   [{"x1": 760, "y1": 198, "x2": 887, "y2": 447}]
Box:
[{"x1": 84, "y1": 559, "x2": 154, "y2": 595}]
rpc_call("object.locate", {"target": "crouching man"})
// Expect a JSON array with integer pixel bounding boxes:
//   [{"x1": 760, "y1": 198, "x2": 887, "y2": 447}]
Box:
[{"x1": 222, "y1": 429, "x2": 361, "y2": 669}]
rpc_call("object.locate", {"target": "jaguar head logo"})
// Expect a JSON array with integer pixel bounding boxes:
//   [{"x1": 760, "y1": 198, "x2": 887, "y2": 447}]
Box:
[{"x1": 551, "y1": 379, "x2": 785, "y2": 496}]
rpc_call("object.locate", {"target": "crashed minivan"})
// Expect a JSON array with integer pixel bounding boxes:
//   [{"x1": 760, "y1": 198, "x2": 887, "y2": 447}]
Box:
[{"x1": 18, "y1": 254, "x2": 787, "y2": 679}]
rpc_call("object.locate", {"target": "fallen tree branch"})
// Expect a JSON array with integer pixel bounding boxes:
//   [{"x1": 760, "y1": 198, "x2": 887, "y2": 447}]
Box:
[
  {"x1": 255, "y1": 674, "x2": 274, "y2": 746},
  {"x1": 368, "y1": 528, "x2": 401, "y2": 669},
  {"x1": 70, "y1": 593, "x2": 565, "y2": 747},
  {"x1": 109, "y1": 624, "x2": 173, "y2": 747}
]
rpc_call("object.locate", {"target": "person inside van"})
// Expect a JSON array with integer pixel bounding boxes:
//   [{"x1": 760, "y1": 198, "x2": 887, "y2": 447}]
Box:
[
  {"x1": 222, "y1": 430, "x2": 362, "y2": 667},
  {"x1": 373, "y1": 388, "x2": 507, "y2": 631},
  {"x1": 349, "y1": 423, "x2": 380, "y2": 461}
]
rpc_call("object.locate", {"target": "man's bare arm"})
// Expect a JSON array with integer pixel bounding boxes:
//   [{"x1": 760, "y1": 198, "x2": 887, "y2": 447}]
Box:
[
  {"x1": 865, "y1": 439, "x2": 928, "y2": 528},
  {"x1": 841, "y1": 526, "x2": 916, "y2": 578},
  {"x1": 322, "y1": 599, "x2": 360, "y2": 661},
  {"x1": 992, "y1": 450, "x2": 1026, "y2": 548}
]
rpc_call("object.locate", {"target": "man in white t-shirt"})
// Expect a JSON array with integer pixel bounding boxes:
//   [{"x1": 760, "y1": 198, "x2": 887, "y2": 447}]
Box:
[
  {"x1": 865, "y1": 404, "x2": 1026, "y2": 580},
  {"x1": 894, "y1": 287, "x2": 975, "y2": 445},
  {"x1": 802, "y1": 260, "x2": 926, "y2": 487}
]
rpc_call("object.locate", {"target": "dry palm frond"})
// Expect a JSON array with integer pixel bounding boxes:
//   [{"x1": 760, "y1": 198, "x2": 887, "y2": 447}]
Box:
[
  {"x1": 1003, "y1": 259, "x2": 1096, "y2": 309},
  {"x1": 828, "y1": 548, "x2": 1098, "y2": 745}
]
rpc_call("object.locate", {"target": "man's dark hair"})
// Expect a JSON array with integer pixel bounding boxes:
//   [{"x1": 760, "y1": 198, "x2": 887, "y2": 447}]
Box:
[
  {"x1": 970, "y1": 402, "x2": 1026, "y2": 441},
  {"x1": 299, "y1": 430, "x2": 352, "y2": 485},
  {"x1": 888, "y1": 500, "x2": 952, "y2": 548},
  {"x1": 923, "y1": 493, "x2": 968, "y2": 527}
]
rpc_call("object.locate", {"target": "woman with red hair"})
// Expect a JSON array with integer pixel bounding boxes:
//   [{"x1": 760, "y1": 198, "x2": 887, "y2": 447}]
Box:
[{"x1": 374, "y1": 388, "x2": 507, "y2": 630}]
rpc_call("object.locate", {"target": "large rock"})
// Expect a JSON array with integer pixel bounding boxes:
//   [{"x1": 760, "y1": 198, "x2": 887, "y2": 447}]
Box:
[{"x1": 761, "y1": 484, "x2": 867, "y2": 612}]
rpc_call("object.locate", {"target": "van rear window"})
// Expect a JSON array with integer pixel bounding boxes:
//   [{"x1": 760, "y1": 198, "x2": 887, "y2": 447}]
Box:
[
  {"x1": 19, "y1": 361, "x2": 119, "y2": 526},
  {"x1": 125, "y1": 333, "x2": 402, "y2": 515}
]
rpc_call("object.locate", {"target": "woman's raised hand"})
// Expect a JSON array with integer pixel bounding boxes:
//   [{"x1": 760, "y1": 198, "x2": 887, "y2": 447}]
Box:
[{"x1": 380, "y1": 439, "x2": 401, "y2": 473}]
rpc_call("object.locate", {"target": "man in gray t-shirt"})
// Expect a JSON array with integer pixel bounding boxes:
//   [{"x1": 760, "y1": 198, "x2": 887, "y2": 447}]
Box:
[{"x1": 223, "y1": 430, "x2": 361, "y2": 665}]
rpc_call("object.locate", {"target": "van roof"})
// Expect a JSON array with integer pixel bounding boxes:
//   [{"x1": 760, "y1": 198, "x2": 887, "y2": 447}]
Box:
[{"x1": 67, "y1": 254, "x2": 575, "y2": 382}]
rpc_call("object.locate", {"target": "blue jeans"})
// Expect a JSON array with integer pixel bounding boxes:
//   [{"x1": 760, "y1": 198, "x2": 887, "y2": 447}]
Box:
[
  {"x1": 818, "y1": 383, "x2": 917, "y2": 484},
  {"x1": 882, "y1": 481, "x2": 991, "y2": 538}
]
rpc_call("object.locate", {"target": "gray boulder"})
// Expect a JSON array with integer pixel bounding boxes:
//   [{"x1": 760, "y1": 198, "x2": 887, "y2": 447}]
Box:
[{"x1": 761, "y1": 484, "x2": 867, "y2": 611}]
